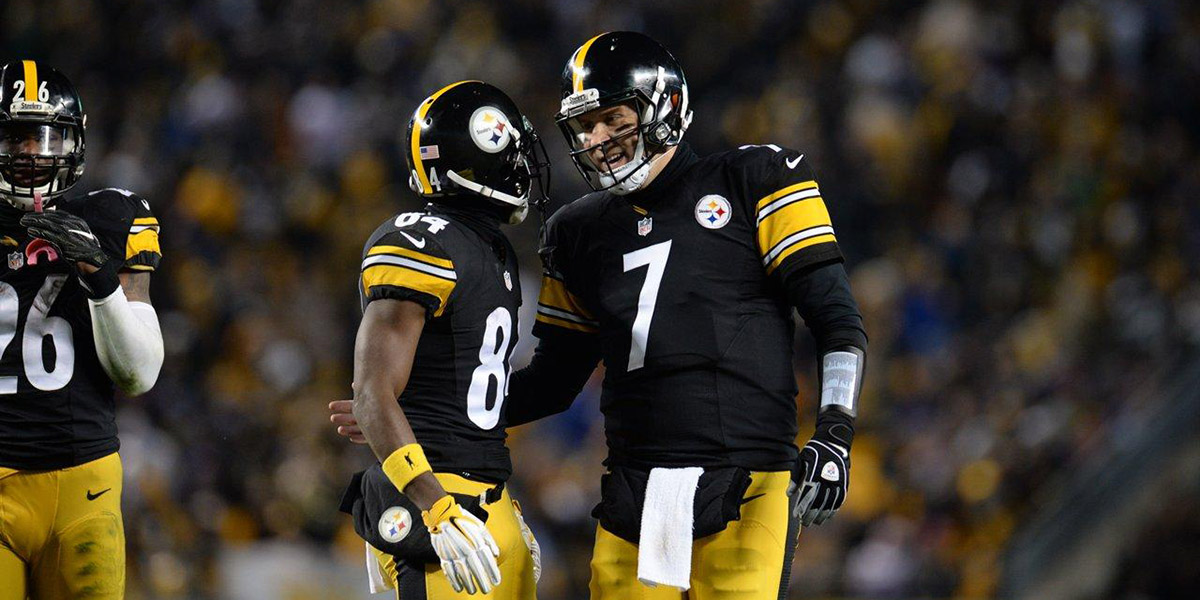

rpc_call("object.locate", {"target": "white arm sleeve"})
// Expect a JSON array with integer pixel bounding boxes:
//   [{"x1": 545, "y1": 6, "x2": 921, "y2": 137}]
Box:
[{"x1": 87, "y1": 285, "x2": 164, "y2": 396}]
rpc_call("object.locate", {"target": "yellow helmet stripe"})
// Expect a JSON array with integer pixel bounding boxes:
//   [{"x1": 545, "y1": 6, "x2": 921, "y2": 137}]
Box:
[
  {"x1": 410, "y1": 80, "x2": 477, "y2": 194},
  {"x1": 571, "y1": 33, "x2": 607, "y2": 93},
  {"x1": 21, "y1": 60, "x2": 37, "y2": 101}
]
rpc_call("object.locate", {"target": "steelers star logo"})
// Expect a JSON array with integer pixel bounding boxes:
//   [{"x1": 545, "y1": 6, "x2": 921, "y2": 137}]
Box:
[
  {"x1": 695, "y1": 195, "x2": 732, "y2": 229},
  {"x1": 470, "y1": 106, "x2": 512, "y2": 153},
  {"x1": 378, "y1": 506, "x2": 413, "y2": 543}
]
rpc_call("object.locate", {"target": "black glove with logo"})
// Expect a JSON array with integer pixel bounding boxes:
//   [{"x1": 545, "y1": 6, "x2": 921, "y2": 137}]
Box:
[
  {"x1": 21, "y1": 211, "x2": 119, "y2": 298},
  {"x1": 795, "y1": 410, "x2": 854, "y2": 526}
]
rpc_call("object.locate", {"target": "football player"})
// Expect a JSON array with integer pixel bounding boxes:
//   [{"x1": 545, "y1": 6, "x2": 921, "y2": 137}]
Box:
[
  {"x1": 331, "y1": 81, "x2": 548, "y2": 598},
  {"x1": 0, "y1": 61, "x2": 164, "y2": 599},
  {"x1": 503, "y1": 32, "x2": 869, "y2": 598}
]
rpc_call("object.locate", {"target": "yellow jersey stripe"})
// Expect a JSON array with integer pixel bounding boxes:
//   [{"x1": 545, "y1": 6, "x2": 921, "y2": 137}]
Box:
[
  {"x1": 21, "y1": 61, "x2": 37, "y2": 101},
  {"x1": 537, "y1": 304, "x2": 599, "y2": 327},
  {"x1": 538, "y1": 276, "x2": 595, "y2": 319},
  {"x1": 755, "y1": 180, "x2": 818, "y2": 213},
  {"x1": 361, "y1": 264, "x2": 456, "y2": 316},
  {"x1": 536, "y1": 312, "x2": 598, "y2": 333},
  {"x1": 125, "y1": 264, "x2": 155, "y2": 272},
  {"x1": 571, "y1": 33, "x2": 606, "y2": 93},
  {"x1": 411, "y1": 81, "x2": 478, "y2": 194},
  {"x1": 757, "y1": 197, "x2": 833, "y2": 257},
  {"x1": 764, "y1": 233, "x2": 837, "y2": 274},
  {"x1": 367, "y1": 245, "x2": 454, "y2": 269},
  {"x1": 125, "y1": 229, "x2": 161, "y2": 260},
  {"x1": 133, "y1": 217, "x2": 159, "y2": 226}
]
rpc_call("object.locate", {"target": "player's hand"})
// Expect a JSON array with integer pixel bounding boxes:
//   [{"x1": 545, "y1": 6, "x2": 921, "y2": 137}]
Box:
[
  {"x1": 423, "y1": 495, "x2": 502, "y2": 594},
  {"x1": 328, "y1": 400, "x2": 367, "y2": 444},
  {"x1": 795, "y1": 414, "x2": 854, "y2": 526},
  {"x1": 20, "y1": 210, "x2": 108, "y2": 268},
  {"x1": 515, "y1": 504, "x2": 541, "y2": 583}
]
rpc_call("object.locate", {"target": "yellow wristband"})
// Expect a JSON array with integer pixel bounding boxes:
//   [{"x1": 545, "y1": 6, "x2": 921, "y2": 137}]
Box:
[{"x1": 381, "y1": 443, "x2": 432, "y2": 492}]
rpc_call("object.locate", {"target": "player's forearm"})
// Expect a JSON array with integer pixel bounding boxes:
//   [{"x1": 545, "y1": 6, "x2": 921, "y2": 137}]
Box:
[
  {"x1": 87, "y1": 286, "x2": 163, "y2": 396},
  {"x1": 783, "y1": 261, "x2": 867, "y2": 424},
  {"x1": 506, "y1": 333, "x2": 600, "y2": 426}
]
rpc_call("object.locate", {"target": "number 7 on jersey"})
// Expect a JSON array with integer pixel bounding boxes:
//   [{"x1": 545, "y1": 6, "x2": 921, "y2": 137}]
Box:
[{"x1": 622, "y1": 240, "x2": 672, "y2": 372}]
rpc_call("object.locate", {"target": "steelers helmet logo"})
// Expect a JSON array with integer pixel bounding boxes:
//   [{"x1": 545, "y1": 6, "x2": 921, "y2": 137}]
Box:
[
  {"x1": 695, "y1": 195, "x2": 732, "y2": 229},
  {"x1": 378, "y1": 506, "x2": 413, "y2": 543},
  {"x1": 470, "y1": 106, "x2": 512, "y2": 153}
]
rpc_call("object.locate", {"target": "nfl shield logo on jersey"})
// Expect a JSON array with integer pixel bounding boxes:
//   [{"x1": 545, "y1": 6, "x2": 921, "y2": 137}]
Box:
[
  {"x1": 637, "y1": 216, "x2": 653, "y2": 236},
  {"x1": 7, "y1": 251, "x2": 23, "y2": 270},
  {"x1": 695, "y1": 195, "x2": 732, "y2": 229}
]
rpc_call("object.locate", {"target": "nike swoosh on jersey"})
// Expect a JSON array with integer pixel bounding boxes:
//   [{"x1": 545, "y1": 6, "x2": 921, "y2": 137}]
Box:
[
  {"x1": 86, "y1": 488, "x2": 112, "y2": 501},
  {"x1": 741, "y1": 492, "x2": 767, "y2": 505},
  {"x1": 399, "y1": 231, "x2": 426, "y2": 248},
  {"x1": 785, "y1": 155, "x2": 805, "y2": 170}
]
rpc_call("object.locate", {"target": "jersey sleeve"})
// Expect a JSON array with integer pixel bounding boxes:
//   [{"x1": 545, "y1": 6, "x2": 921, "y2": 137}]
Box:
[
  {"x1": 359, "y1": 228, "x2": 457, "y2": 318},
  {"x1": 738, "y1": 147, "x2": 843, "y2": 279},
  {"x1": 532, "y1": 212, "x2": 599, "y2": 337},
  {"x1": 73, "y1": 188, "x2": 162, "y2": 272}
]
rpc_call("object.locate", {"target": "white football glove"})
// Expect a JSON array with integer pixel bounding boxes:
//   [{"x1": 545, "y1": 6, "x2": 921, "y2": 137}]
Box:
[{"x1": 422, "y1": 495, "x2": 502, "y2": 594}]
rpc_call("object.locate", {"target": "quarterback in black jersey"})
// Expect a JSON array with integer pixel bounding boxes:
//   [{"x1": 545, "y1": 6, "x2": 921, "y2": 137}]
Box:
[
  {"x1": 0, "y1": 62, "x2": 164, "y2": 599},
  {"x1": 330, "y1": 81, "x2": 548, "y2": 598},
  {"x1": 504, "y1": 33, "x2": 869, "y2": 598}
]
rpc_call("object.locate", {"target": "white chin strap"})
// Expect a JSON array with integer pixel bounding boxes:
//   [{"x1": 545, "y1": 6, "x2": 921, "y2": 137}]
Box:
[
  {"x1": 444, "y1": 170, "x2": 529, "y2": 224},
  {"x1": 600, "y1": 138, "x2": 664, "y2": 196}
]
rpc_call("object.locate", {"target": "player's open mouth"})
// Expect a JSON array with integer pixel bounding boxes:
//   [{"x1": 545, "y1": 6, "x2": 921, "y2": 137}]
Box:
[{"x1": 600, "y1": 149, "x2": 629, "y2": 170}]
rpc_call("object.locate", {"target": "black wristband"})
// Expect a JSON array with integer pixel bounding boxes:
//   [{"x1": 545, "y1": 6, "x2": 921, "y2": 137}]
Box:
[
  {"x1": 78, "y1": 259, "x2": 121, "y2": 299},
  {"x1": 815, "y1": 409, "x2": 855, "y2": 449}
]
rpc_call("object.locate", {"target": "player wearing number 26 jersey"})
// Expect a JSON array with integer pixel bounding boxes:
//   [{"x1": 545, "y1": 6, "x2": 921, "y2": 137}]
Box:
[
  {"x1": 0, "y1": 61, "x2": 165, "y2": 600},
  {"x1": 337, "y1": 81, "x2": 550, "y2": 598}
]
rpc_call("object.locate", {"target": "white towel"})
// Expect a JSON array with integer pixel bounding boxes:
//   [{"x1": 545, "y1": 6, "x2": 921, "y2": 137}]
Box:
[
  {"x1": 365, "y1": 542, "x2": 393, "y2": 594},
  {"x1": 637, "y1": 466, "x2": 704, "y2": 590}
]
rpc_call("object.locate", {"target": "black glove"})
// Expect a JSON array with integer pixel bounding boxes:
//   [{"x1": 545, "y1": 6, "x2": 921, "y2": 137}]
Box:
[
  {"x1": 795, "y1": 411, "x2": 854, "y2": 526},
  {"x1": 21, "y1": 211, "x2": 120, "y2": 298}
]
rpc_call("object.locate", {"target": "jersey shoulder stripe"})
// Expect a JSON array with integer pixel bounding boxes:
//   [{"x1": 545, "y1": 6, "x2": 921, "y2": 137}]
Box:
[
  {"x1": 534, "y1": 275, "x2": 598, "y2": 333},
  {"x1": 360, "y1": 219, "x2": 458, "y2": 317}
]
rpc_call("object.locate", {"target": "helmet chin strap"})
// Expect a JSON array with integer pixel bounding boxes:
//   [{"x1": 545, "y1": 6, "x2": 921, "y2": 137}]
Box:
[
  {"x1": 600, "y1": 137, "x2": 668, "y2": 196},
  {"x1": 444, "y1": 170, "x2": 529, "y2": 224}
]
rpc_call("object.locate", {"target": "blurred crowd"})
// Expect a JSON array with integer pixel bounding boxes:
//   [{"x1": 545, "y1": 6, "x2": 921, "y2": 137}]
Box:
[{"x1": 4, "y1": 0, "x2": 1199, "y2": 598}]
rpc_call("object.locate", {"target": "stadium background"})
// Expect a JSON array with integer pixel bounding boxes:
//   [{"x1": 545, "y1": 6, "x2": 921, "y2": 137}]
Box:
[{"x1": 4, "y1": 0, "x2": 1199, "y2": 598}]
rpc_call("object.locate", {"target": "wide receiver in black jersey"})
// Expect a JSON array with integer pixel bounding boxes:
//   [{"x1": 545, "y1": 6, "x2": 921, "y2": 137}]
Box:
[
  {"x1": 330, "y1": 81, "x2": 549, "y2": 598},
  {"x1": 0, "y1": 61, "x2": 164, "y2": 599},
  {"x1": 504, "y1": 33, "x2": 870, "y2": 598}
]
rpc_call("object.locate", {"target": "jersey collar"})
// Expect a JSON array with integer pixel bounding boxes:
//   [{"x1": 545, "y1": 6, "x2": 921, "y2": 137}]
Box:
[{"x1": 623, "y1": 142, "x2": 699, "y2": 205}]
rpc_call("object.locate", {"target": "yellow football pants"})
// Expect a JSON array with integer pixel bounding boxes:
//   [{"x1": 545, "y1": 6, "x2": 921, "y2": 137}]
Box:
[
  {"x1": 370, "y1": 473, "x2": 536, "y2": 599},
  {"x1": 589, "y1": 471, "x2": 801, "y2": 600},
  {"x1": 0, "y1": 452, "x2": 125, "y2": 600}
]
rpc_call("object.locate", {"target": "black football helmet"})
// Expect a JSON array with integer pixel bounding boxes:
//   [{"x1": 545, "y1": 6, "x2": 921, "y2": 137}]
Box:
[
  {"x1": 0, "y1": 60, "x2": 86, "y2": 210},
  {"x1": 405, "y1": 81, "x2": 550, "y2": 224},
  {"x1": 555, "y1": 32, "x2": 693, "y2": 195}
]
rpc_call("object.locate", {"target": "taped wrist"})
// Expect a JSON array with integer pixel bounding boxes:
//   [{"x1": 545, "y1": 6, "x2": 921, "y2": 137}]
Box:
[
  {"x1": 381, "y1": 443, "x2": 432, "y2": 493},
  {"x1": 422, "y1": 494, "x2": 458, "y2": 529},
  {"x1": 78, "y1": 259, "x2": 121, "y2": 299},
  {"x1": 819, "y1": 346, "x2": 864, "y2": 418}
]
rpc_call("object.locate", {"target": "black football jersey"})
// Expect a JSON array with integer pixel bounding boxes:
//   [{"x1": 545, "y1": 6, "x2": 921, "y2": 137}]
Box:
[
  {"x1": 534, "y1": 143, "x2": 843, "y2": 471},
  {"x1": 359, "y1": 206, "x2": 521, "y2": 483},
  {"x1": 0, "y1": 188, "x2": 161, "y2": 470}
]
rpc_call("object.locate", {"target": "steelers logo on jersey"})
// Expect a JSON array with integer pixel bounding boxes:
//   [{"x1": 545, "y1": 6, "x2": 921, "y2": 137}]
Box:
[
  {"x1": 695, "y1": 195, "x2": 732, "y2": 229},
  {"x1": 470, "y1": 106, "x2": 512, "y2": 153},
  {"x1": 378, "y1": 506, "x2": 413, "y2": 543}
]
